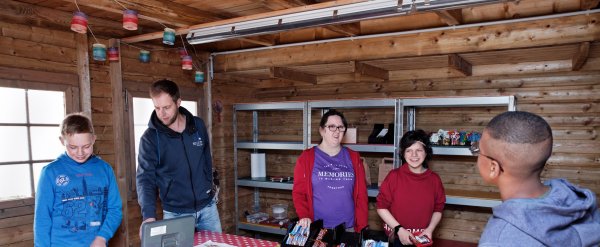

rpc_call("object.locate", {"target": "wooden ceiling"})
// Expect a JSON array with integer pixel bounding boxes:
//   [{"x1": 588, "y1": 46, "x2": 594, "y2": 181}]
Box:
[
  {"x1": 2, "y1": 0, "x2": 597, "y2": 51},
  {"x1": 1, "y1": 0, "x2": 598, "y2": 80}
]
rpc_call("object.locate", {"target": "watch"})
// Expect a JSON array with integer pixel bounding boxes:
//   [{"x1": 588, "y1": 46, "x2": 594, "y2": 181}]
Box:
[{"x1": 393, "y1": 224, "x2": 403, "y2": 235}]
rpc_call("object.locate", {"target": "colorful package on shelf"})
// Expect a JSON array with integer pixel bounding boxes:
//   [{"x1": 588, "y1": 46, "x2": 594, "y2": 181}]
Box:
[{"x1": 430, "y1": 129, "x2": 482, "y2": 147}]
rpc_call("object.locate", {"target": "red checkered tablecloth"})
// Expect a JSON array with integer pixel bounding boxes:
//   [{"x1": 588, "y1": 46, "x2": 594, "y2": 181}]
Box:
[{"x1": 194, "y1": 230, "x2": 280, "y2": 247}]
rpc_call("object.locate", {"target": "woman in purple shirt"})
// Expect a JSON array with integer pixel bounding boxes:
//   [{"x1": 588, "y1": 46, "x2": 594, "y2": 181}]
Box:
[{"x1": 292, "y1": 109, "x2": 369, "y2": 232}]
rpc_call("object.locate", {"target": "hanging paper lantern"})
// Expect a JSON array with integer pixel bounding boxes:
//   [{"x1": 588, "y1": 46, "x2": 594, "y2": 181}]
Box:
[
  {"x1": 139, "y1": 50, "x2": 150, "y2": 63},
  {"x1": 70, "y1": 11, "x2": 88, "y2": 34},
  {"x1": 181, "y1": 55, "x2": 192, "y2": 70},
  {"x1": 123, "y1": 9, "x2": 139, "y2": 31},
  {"x1": 178, "y1": 47, "x2": 188, "y2": 58},
  {"x1": 194, "y1": 71, "x2": 205, "y2": 83},
  {"x1": 92, "y1": 43, "x2": 107, "y2": 61},
  {"x1": 163, "y1": 28, "x2": 176, "y2": 45},
  {"x1": 108, "y1": 47, "x2": 119, "y2": 62}
]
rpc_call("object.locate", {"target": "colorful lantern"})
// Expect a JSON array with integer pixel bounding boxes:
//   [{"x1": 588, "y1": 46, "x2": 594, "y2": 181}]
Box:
[
  {"x1": 139, "y1": 50, "x2": 150, "y2": 63},
  {"x1": 92, "y1": 43, "x2": 106, "y2": 61},
  {"x1": 123, "y1": 10, "x2": 139, "y2": 31},
  {"x1": 108, "y1": 47, "x2": 119, "y2": 62},
  {"x1": 181, "y1": 55, "x2": 193, "y2": 70},
  {"x1": 70, "y1": 11, "x2": 88, "y2": 34},
  {"x1": 178, "y1": 47, "x2": 188, "y2": 58},
  {"x1": 194, "y1": 71, "x2": 205, "y2": 83},
  {"x1": 163, "y1": 28, "x2": 176, "y2": 45}
]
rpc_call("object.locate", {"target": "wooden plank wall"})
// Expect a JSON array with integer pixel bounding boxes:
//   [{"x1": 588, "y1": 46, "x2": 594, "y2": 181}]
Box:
[
  {"x1": 0, "y1": 21, "x2": 78, "y2": 246},
  {"x1": 211, "y1": 20, "x2": 600, "y2": 244}
]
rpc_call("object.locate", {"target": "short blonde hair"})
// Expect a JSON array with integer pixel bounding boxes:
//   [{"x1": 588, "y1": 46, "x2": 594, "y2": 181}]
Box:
[{"x1": 60, "y1": 113, "x2": 94, "y2": 137}]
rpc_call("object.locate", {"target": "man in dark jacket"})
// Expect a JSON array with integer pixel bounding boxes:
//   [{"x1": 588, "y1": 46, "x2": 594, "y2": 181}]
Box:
[{"x1": 136, "y1": 79, "x2": 221, "y2": 235}]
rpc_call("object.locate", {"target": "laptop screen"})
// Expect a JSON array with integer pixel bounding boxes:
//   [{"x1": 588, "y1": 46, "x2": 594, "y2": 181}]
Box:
[{"x1": 141, "y1": 215, "x2": 195, "y2": 247}]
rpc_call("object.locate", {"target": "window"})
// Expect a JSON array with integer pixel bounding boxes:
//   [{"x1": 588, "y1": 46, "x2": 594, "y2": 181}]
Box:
[
  {"x1": 0, "y1": 87, "x2": 66, "y2": 201},
  {"x1": 132, "y1": 97, "x2": 198, "y2": 169}
]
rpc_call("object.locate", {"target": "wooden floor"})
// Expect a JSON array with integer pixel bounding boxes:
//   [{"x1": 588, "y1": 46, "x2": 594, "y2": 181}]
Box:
[{"x1": 434, "y1": 238, "x2": 478, "y2": 247}]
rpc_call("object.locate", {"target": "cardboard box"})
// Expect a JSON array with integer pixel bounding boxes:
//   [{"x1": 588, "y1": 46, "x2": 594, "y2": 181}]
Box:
[
  {"x1": 342, "y1": 127, "x2": 357, "y2": 144},
  {"x1": 377, "y1": 158, "x2": 394, "y2": 187}
]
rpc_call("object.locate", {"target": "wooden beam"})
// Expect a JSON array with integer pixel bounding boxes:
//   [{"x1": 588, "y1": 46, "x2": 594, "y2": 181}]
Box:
[
  {"x1": 271, "y1": 67, "x2": 318, "y2": 84},
  {"x1": 57, "y1": 0, "x2": 226, "y2": 28},
  {"x1": 76, "y1": 34, "x2": 91, "y2": 117},
  {"x1": 0, "y1": 0, "x2": 129, "y2": 38},
  {"x1": 325, "y1": 23, "x2": 361, "y2": 36},
  {"x1": 436, "y1": 9, "x2": 463, "y2": 26},
  {"x1": 239, "y1": 37, "x2": 276, "y2": 47},
  {"x1": 572, "y1": 42, "x2": 590, "y2": 71},
  {"x1": 213, "y1": 13, "x2": 600, "y2": 72},
  {"x1": 448, "y1": 54, "x2": 472, "y2": 76},
  {"x1": 262, "y1": 0, "x2": 317, "y2": 9},
  {"x1": 108, "y1": 38, "x2": 129, "y2": 247},
  {"x1": 356, "y1": 62, "x2": 389, "y2": 80},
  {"x1": 581, "y1": 0, "x2": 600, "y2": 10},
  {"x1": 122, "y1": 0, "x2": 370, "y2": 43}
]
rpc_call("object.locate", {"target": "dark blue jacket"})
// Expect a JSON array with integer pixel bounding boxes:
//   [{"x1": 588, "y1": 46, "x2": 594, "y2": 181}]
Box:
[{"x1": 136, "y1": 106, "x2": 214, "y2": 220}]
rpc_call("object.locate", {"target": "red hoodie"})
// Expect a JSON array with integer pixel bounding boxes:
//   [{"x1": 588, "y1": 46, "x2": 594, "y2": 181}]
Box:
[{"x1": 292, "y1": 147, "x2": 369, "y2": 231}]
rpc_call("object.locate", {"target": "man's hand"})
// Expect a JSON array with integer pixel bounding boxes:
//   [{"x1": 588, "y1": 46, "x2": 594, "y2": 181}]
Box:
[
  {"x1": 139, "y1": 218, "x2": 156, "y2": 239},
  {"x1": 90, "y1": 236, "x2": 106, "y2": 247},
  {"x1": 298, "y1": 217, "x2": 312, "y2": 229}
]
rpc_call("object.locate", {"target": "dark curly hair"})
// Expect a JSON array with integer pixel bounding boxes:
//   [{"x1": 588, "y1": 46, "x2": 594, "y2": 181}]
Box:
[{"x1": 399, "y1": 129, "x2": 433, "y2": 168}]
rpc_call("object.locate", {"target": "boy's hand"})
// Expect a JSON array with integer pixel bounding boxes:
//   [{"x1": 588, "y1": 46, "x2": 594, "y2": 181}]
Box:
[{"x1": 90, "y1": 236, "x2": 106, "y2": 247}]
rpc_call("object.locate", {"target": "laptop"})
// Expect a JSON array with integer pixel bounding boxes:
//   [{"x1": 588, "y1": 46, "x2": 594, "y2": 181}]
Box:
[{"x1": 141, "y1": 215, "x2": 195, "y2": 247}]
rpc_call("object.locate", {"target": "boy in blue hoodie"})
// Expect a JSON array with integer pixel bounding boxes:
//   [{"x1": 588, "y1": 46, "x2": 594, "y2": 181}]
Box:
[
  {"x1": 477, "y1": 111, "x2": 600, "y2": 246},
  {"x1": 34, "y1": 113, "x2": 123, "y2": 247}
]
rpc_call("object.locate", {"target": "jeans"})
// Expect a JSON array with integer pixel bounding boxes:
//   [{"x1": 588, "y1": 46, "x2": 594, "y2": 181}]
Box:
[{"x1": 163, "y1": 198, "x2": 222, "y2": 233}]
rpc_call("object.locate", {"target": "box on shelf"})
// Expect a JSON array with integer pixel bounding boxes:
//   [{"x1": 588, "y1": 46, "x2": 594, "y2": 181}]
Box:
[
  {"x1": 342, "y1": 127, "x2": 357, "y2": 144},
  {"x1": 378, "y1": 158, "x2": 394, "y2": 187}
]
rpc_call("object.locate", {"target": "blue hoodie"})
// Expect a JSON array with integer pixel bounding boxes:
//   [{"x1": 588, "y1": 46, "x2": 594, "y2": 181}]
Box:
[
  {"x1": 136, "y1": 106, "x2": 214, "y2": 220},
  {"x1": 479, "y1": 179, "x2": 600, "y2": 247},
  {"x1": 34, "y1": 153, "x2": 123, "y2": 247}
]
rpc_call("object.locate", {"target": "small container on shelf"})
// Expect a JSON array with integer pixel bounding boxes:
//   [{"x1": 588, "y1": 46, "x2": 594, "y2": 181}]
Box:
[{"x1": 271, "y1": 204, "x2": 288, "y2": 220}]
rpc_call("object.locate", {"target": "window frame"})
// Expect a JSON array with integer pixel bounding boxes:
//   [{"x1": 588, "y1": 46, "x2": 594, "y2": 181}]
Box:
[{"x1": 0, "y1": 81, "x2": 79, "y2": 207}]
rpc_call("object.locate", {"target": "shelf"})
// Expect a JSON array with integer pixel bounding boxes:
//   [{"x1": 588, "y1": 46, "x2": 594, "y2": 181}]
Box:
[
  {"x1": 237, "y1": 141, "x2": 305, "y2": 150},
  {"x1": 309, "y1": 99, "x2": 396, "y2": 108},
  {"x1": 237, "y1": 177, "x2": 293, "y2": 190},
  {"x1": 238, "y1": 222, "x2": 288, "y2": 235},
  {"x1": 402, "y1": 96, "x2": 515, "y2": 108},
  {"x1": 234, "y1": 102, "x2": 306, "y2": 111},
  {"x1": 432, "y1": 146, "x2": 474, "y2": 156},
  {"x1": 309, "y1": 143, "x2": 395, "y2": 153},
  {"x1": 366, "y1": 187, "x2": 501, "y2": 208}
]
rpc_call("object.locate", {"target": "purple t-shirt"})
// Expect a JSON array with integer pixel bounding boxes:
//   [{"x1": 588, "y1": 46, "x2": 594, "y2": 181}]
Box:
[{"x1": 312, "y1": 147, "x2": 355, "y2": 229}]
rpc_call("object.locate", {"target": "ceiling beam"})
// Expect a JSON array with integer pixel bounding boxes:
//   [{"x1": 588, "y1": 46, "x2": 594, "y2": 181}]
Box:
[
  {"x1": 572, "y1": 41, "x2": 590, "y2": 71},
  {"x1": 213, "y1": 12, "x2": 600, "y2": 72},
  {"x1": 58, "y1": 0, "x2": 227, "y2": 28},
  {"x1": 262, "y1": 0, "x2": 318, "y2": 9},
  {"x1": 271, "y1": 67, "x2": 318, "y2": 84},
  {"x1": 0, "y1": 0, "x2": 128, "y2": 38},
  {"x1": 122, "y1": 0, "x2": 370, "y2": 43},
  {"x1": 581, "y1": 0, "x2": 600, "y2": 10},
  {"x1": 239, "y1": 37, "x2": 276, "y2": 47},
  {"x1": 325, "y1": 23, "x2": 361, "y2": 36},
  {"x1": 436, "y1": 9, "x2": 463, "y2": 26},
  {"x1": 356, "y1": 62, "x2": 389, "y2": 80},
  {"x1": 448, "y1": 54, "x2": 472, "y2": 76}
]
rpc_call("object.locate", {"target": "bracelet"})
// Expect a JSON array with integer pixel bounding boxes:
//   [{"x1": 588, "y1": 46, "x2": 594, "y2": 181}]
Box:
[{"x1": 394, "y1": 224, "x2": 403, "y2": 235}]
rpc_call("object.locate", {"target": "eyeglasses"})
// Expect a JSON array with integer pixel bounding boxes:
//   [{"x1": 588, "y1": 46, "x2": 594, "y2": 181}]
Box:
[
  {"x1": 324, "y1": 125, "x2": 346, "y2": 132},
  {"x1": 470, "y1": 142, "x2": 504, "y2": 173}
]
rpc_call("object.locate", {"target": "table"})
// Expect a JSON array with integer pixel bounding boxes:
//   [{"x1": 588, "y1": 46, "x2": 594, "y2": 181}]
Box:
[{"x1": 194, "y1": 230, "x2": 280, "y2": 247}]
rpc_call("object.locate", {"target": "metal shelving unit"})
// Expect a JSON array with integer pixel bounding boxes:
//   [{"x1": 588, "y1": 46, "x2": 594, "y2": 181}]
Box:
[
  {"x1": 401, "y1": 96, "x2": 516, "y2": 208},
  {"x1": 233, "y1": 102, "x2": 308, "y2": 235},
  {"x1": 233, "y1": 97, "x2": 515, "y2": 235},
  {"x1": 307, "y1": 99, "x2": 402, "y2": 166}
]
